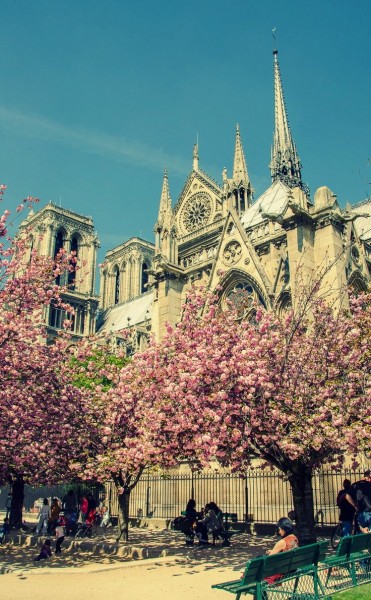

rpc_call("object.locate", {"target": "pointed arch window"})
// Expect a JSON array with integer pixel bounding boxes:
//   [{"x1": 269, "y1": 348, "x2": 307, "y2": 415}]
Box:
[
  {"x1": 141, "y1": 262, "x2": 149, "y2": 294},
  {"x1": 114, "y1": 266, "x2": 120, "y2": 305},
  {"x1": 239, "y1": 189, "x2": 245, "y2": 213},
  {"x1": 68, "y1": 236, "x2": 79, "y2": 290},
  {"x1": 54, "y1": 230, "x2": 65, "y2": 286},
  {"x1": 223, "y1": 279, "x2": 266, "y2": 321}
]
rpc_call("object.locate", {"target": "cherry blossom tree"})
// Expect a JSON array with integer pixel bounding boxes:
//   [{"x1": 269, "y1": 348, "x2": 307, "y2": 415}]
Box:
[
  {"x1": 131, "y1": 283, "x2": 371, "y2": 545},
  {"x1": 69, "y1": 338, "x2": 194, "y2": 542},
  {"x1": 0, "y1": 189, "x2": 94, "y2": 528}
]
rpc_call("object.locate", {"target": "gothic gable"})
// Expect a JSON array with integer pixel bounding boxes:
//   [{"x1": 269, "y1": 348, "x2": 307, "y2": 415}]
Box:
[
  {"x1": 174, "y1": 170, "x2": 223, "y2": 238},
  {"x1": 208, "y1": 209, "x2": 273, "y2": 309}
]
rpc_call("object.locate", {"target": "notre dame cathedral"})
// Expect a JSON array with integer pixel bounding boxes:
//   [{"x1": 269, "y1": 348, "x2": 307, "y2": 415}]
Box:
[{"x1": 20, "y1": 50, "x2": 371, "y2": 350}]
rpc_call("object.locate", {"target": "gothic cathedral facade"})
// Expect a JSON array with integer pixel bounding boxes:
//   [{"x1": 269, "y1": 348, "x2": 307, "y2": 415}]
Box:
[
  {"x1": 19, "y1": 51, "x2": 371, "y2": 346},
  {"x1": 98, "y1": 50, "x2": 371, "y2": 349}
]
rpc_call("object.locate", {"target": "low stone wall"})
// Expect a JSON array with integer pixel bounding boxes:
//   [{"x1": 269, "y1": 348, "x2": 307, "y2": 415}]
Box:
[{"x1": 5, "y1": 533, "x2": 168, "y2": 560}]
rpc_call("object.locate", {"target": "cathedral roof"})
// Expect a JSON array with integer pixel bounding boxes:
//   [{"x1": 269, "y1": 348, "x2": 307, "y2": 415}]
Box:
[
  {"x1": 240, "y1": 179, "x2": 289, "y2": 229},
  {"x1": 97, "y1": 291, "x2": 153, "y2": 334}
]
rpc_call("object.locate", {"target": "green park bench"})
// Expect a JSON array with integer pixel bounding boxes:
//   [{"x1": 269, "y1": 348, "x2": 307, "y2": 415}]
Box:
[
  {"x1": 215, "y1": 512, "x2": 239, "y2": 547},
  {"x1": 212, "y1": 540, "x2": 329, "y2": 599},
  {"x1": 320, "y1": 531, "x2": 371, "y2": 593}
]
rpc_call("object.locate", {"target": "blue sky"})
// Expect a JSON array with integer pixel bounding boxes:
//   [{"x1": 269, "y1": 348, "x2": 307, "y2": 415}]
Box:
[{"x1": 0, "y1": 0, "x2": 370, "y2": 263}]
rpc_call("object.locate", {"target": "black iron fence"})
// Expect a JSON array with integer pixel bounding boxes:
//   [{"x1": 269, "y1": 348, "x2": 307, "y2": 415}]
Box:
[
  {"x1": 107, "y1": 465, "x2": 369, "y2": 526},
  {"x1": 1, "y1": 465, "x2": 369, "y2": 527},
  {"x1": 0, "y1": 482, "x2": 104, "y2": 513}
]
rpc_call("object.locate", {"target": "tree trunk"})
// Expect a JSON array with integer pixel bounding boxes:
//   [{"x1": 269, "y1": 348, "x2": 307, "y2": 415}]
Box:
[
  {"x1": 287, "y1": 464, "x2": 316, "y2": 545},
  {"x1": 116, "y1": 488, "x2": 131, "y2": 543},
  {"x1": 10, "y1": 476, "x2": 25, "y2": 530}
]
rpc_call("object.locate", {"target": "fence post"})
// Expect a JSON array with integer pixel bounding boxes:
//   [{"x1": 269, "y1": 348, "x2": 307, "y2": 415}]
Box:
[
  {"x1": 146, "y1": 472, "x2": 151, "y2": 517},
  {"x1": 244, "y1": 476, "x2": 249, "y2": 522}
]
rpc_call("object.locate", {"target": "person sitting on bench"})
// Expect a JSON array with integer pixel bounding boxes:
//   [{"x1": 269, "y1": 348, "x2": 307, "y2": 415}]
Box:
[
  {"x1": 265, "y1": 517, "x2": 299, "y2": 584},
  {"x1": 198, "y1": 502, "x2": 223, "y2": 545}
]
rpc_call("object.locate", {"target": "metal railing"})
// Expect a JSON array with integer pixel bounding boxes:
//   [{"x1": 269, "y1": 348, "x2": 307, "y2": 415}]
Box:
[
  {"x1": 2, "y1": 465, "x2": 368, "y2": 527},
  {"x1": 106, "y1": 466, "x2": 369, "y2": 525}
]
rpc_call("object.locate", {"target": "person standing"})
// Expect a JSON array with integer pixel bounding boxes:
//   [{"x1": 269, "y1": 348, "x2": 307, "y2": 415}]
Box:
[
  {"x1": 62, "y1": 490, "x2": 77, "y2": 534},
  {"x1": 55, "y1": 517, "x2": 66, "y2": 555},
  {"x1": 336, "y1": 479, "x2": 356, "y2": 536},
  {"x1": 79, "y1": 495, "x2": 88, "y2": 523},
  {"x1": 36, "y1": 498, "x2": 51, "y2": 536},
  {"x1": 48, "y1": 497, "x2": 61, "y2": 534},
  {"x1": 86, "y1": 493, "x2": 97, "y2": 514},
  {"x1": 346, "y1": 470, "x2": 371, "y2": 531},
  {"x1": 184, "y1": 499, "x2": 198, "y2": 545}
]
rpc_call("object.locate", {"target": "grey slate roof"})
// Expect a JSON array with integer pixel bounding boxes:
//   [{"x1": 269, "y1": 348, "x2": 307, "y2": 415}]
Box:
[
  {"x1": 98, "y1": 291, "x2": 153, "y2": 334},
  {"x1": 240, "y1": 180, "x2": 289, "y2": 229}
]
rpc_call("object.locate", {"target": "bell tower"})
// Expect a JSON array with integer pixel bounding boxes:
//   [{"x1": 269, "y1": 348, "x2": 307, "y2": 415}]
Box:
[{"x1": 18, "y1": 202, "x2": 100, "y2": 340}]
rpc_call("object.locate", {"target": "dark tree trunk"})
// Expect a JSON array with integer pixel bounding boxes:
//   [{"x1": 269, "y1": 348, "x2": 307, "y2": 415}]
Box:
[
  {"x1": 116, "y1": 488, "x2": 131, "y2": 543},
  {"x1": 287, "y1": 464, "x2": 316, "y2": 545},
  {"x1": 9, "y1": 477, "x2": 25, "y2": 530}
]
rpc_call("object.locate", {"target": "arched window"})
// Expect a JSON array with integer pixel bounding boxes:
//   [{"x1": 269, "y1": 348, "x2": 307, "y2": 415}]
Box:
[
  {"x1": 223, "y1": 278, "x2": 266, "y2": 321},
  {"x1": 276, "y1": 291, "x2": 292, "y2": 316},
  {"x1": 349, "y1": 271, "x2": 368, "y2": 294},
  {"x1": 141, "y1": 262, "x2": 149, "y2": 293},
  {"x1": 68, "y1": 236, "x2": 79, "y2": 289},
  {"x1": 239, "y1": 188, "x2": 245, "y2": 213},
  {"x1": 54, "y1": 230, "x2": 65, "y2": 286},
  {"x1": 114, "y1": 266, "x2": 120, "y2": 305}
]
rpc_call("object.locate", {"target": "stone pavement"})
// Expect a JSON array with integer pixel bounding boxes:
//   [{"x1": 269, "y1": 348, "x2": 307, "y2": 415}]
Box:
[
  {"x1": 1, "y1": 524, "x2": 275, "y2": 600},
  {"x1": 1, "y1": 524, "x2": 273, "y2": 573}
]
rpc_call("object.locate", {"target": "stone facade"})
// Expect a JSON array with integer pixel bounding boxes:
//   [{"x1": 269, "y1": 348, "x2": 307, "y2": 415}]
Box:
[
  {"x1": 19, "y1": 50, "x2": 371, "y2": 346},
  {"x1": 99, "y1": 50, "x2": 370, "y2": 346},
  {"x1": 18, "y1": 202, "x2": 100, "y2": 341}
]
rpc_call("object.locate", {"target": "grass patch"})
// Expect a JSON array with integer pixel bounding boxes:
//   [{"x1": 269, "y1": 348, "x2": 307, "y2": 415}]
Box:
[{"x1": 331, "y1": 583, "x2": 371, "y2": 599}]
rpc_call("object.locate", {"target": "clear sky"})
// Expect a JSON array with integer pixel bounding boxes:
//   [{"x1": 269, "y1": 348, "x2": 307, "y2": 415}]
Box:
[{"x1": 0, "y1": 0, "x2": 370, "y2": 263}]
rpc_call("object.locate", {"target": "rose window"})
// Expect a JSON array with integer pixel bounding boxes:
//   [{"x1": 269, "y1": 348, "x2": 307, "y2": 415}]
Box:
[
  {"x1": 225, "y1": 282, "x2": 265, "y2": 320},
  {"x1": 182, "y1": 194, "x2": 212, "y2": 232},
  {"x1": 222, "y1": 241, "x2": 242, "y2": 265}
]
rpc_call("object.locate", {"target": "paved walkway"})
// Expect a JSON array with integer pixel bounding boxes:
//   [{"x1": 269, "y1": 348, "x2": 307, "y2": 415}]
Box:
[{"x1": 1, "y1": 526, "x2": 273, "y2": 600}]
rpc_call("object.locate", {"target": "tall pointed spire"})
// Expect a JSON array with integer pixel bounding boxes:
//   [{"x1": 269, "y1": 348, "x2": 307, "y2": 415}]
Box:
[
  {"x1": 270, "y1": 49, "x2": 305, "y2": 192},
  {"x1": 157, "y1": 169, "x2": 172, "y2": 226},
  {"x1": 232, "y1": 124, "x2": 250, "y2": 187},
  {"x1": 193, "y1": 140, "x2": 199, "y2": 171},
  {"x1": 224, "y1": 125, "x2": 253, "y2": 214}
]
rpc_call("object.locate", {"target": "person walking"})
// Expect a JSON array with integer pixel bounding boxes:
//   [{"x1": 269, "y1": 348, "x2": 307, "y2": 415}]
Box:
[{"x1": 346, "y1": 469, "x2": 371, "y2": 531}]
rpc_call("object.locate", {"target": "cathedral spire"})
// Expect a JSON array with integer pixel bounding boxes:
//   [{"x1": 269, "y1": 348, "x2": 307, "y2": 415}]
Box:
[
  {"x1": 157, "y1": 169, "x2": 172, "y2": 226},
  {"x1": 225, "y1": 124, "x2": 253, "y2": 214},
  {"x1": 232, "y1": 123, "x2": 250, "y2": 187},
  {"x1": 193, "y1": 141, "x2": 199, "y2": 171},
  {"x1": 270, "y1": 49, "x2": 304, "y2": 191}
]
